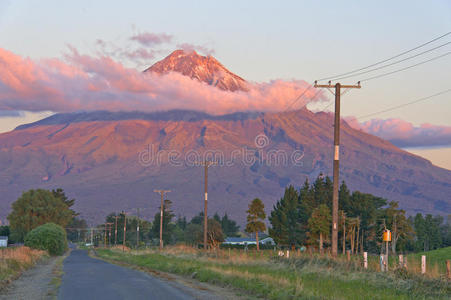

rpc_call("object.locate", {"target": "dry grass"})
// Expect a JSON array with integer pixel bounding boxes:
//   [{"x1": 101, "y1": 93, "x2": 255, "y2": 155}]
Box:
[
  {"x1": 104, "y1": 244, "x2": 449, "y2": 281},
  {"x1": 109, "y1": 245, "x2": 131, "y2": 252},
  {"x1": 97, "y1": 246, "x2": 451, "y2": 299},
  {"x1": 0, "y1": 246, "x2": 47, "y2": 286},
  {"x1": 207, "y1": 265, "x2": 293, "y2": 287}
]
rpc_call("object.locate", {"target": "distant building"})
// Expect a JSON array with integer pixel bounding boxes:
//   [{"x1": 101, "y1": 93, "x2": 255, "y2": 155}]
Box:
[
  {"x1": 0, "y1": 236, "x2": 8, "y2": 247},
  {"x1": 223, "y1": 237, "x2": 275, "y2": 246}
]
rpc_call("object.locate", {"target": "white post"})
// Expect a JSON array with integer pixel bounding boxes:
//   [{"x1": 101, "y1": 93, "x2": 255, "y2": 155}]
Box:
[
  {"x1": 380, "y1": 254, "x2": 385, "y2": 272},
  {"x1": 363, "y1": 252, "x2": 368, "y2": 269},
  {"x1": 421, "y1": 255, "x2": 426, "y2": 274},
  {"x1": 286, "y1": 250, "x2": 290, "y2": 259},
  {"x1": 398, "y1": 255, "x2": 403, "y2": 268}
]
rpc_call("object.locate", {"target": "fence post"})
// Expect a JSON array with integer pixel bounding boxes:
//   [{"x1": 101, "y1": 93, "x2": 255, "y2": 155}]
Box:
[
  {"x1": 446, "y1": 260, "x2": 450, "y2": 280},
  {"x1": 398, "y1": 254, "x2": 403, "y2": 268},
  {"x1": 363, "y1": 252, "x2": 368, "y2": 269},
  {"x1": 380, "y1": 254, "x2": 386, "y2": 272},
  {"x1": 421, "y1": 255, "x2": 426, "y2": 274}
]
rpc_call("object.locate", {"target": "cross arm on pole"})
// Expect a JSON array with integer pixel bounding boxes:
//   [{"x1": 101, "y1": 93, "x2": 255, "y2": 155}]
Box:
[
  {"x1": 314, "y1": 80, "x2": 361, "y2": 90},
  {"x1": 153, "y1": 189, "x2": 171, "y2": 193},
  {"x1": 193, "y1": 160, "x2": 218, "y2": 167}
]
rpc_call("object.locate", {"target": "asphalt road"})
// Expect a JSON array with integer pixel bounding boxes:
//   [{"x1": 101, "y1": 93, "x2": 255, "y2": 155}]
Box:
[{"x1": 58, "y1": 249, "x2": 200, "y2": 300}]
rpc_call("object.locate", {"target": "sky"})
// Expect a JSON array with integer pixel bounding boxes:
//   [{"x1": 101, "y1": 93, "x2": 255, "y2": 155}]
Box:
[{"x1": 0, "y1": 0, "x2": 450, "y2": 168}]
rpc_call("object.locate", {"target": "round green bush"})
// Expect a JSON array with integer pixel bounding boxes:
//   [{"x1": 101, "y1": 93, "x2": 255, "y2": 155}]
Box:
[{"x1": 24, "y1": 223, "x2": 68, "y2": 256}]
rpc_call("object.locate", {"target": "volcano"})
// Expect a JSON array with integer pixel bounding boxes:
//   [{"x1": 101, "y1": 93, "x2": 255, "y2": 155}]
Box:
[
  {"x1": 0, "y1": 52, "x2": 449, "y2": 225},
  {"x1": 144, "y1": 50, "x2": 249, "y2": 92}
]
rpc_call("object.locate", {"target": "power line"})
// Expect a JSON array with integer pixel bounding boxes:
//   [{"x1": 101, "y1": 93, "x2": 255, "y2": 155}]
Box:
[
  {"x1": 331, "y1": 41, "x2": 451, "y2": 81},
  {"x1": 286, "y1": 89, "x2": 323, "y2": 111},
  {"x1": 357, "y1": 88, "x2": 451, "y2": 120},
  {"x1": 317, "y1": 31, "x2": 451, "y2": 81},
  {"x1": 284, "y1": 85, "x2": 313, "y2": 111},
  {"x1": 360, "y1": 51, "x2": 451, "y2": 82},
  {"x1": 317, "y1": 100, "x2": 333, "y2": 113}
]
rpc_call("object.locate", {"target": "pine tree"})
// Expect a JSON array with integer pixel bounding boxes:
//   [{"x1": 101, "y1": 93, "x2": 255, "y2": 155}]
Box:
[
  {"x1": 221, "y1": 213, "x2": 240, "y2": 237},
  {"x1": 413, "y1": 213, "x2": 426, "y2": 251},
  {"x1": 425, "y1": 214, "x2": 442, "y2": 250},
  {"x1": 245, "y1": 198, "x2": 266, "y2": 251},
  {"x1": 307, "y1": 204, "x2": 331, "y2": 253},
  {"x1": 269, "y1": 185, "x2": 302, "y2": 248},
  {"x1": 385, "y1": 201, "x2": 414, "y2": 254}
]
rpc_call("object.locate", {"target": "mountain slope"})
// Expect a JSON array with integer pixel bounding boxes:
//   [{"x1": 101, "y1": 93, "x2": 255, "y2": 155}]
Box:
[
  {"x1": 0, "y1": 109, "x2": 449, "y2": 224},
  {"x1": 144, "y1": 50, "x2": 249, "y2": 92}
]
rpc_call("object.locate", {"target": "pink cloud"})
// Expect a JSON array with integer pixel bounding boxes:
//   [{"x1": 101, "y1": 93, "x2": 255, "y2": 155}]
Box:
[
  {"x1": 347, "y1": 117, "x2": 451, "y2": 147},
  {"x1": 130, "y1": 32, "x2": 173, "y2": 46},
  {"x1": 123, "y1": 48, "x2": 157, "y2": 61},
  {"x1": 0, "y1": 47, "x2": 324, "y2": 114},
  {"x1": 176, "y1": 43, "x2": 215, "y2": 55}
]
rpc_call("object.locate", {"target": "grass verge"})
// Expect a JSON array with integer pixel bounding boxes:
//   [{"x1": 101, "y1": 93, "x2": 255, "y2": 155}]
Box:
[
  {"x1": 47, "y1": 250, "x2": 70, "y2": 299},
  {"x1": 0, "y1": 246, "x2": 48, "y2": 290},
  {"x1": 95, "y1": 246, "x2": 451, "y2": 300}
]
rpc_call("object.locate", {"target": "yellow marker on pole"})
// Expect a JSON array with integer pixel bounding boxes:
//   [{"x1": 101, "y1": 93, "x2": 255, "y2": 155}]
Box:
[{"x1": 382, "y1": 229, "x2": 391, "y2": 271}]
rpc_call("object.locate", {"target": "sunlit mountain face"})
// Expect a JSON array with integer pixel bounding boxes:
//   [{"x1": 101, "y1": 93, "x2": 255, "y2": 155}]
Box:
[
  {"x1": 0, "y1": 51, "x2": 449, "y2": 224},
  {"x1": 145, "y1": 49, "x2": 249, "y2": 92}
]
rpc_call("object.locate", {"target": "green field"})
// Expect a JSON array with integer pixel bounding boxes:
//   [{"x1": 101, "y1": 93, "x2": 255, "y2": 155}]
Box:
[
  {"x1": 95, "y1": 247, "x2": 451, "y2": 300},
  {"x1": 407, "y1": 247, "x2": 451, "y2": 274}
]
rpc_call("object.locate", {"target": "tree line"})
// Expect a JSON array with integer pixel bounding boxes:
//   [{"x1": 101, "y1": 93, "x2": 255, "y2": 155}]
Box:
[
  {"x1": 100, "y1": 199, "x2": 241, "y2": 248},
  {"x1": 2, "y1": 182, "x2": 450, "y2": 255},
  {"x1": 268, "y1": 174, "x2": 451, "y2": 253}
]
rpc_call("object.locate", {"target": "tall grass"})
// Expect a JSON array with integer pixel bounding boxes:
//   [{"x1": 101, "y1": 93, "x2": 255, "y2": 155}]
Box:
[
  {"x1": 0, "y1": 246, "x2": 47, "y2": 287},
  {"x1": 96, "y1": 245, "x2": 451, "y2": 300}
]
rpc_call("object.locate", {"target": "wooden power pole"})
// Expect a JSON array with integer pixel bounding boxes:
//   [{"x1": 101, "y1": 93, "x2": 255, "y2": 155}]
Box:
[
  {"x1": 136, "y1": 208, "x2": 140, "y2": 249},
  {"x1": 113, "y1": 215, "x2": 119, "y2": 245},
  {"x1": 154, "y1": 190, "x2": 171, "y2": 250},
  {"x1": 314, "y1": 81, "x2": 361, "y2": 257},
  {"x1": 122, "y1": 211, "x2": 127, "y2": 251},
  {"x1": 104, "y1": 223, "x2": 107, "y2": 247},
  {"x1": 106, "y1": 222, "x2": 113, "y2": 246},
  {"x1": 196, "y1": 160, "x2": 217, "y2": 250}
]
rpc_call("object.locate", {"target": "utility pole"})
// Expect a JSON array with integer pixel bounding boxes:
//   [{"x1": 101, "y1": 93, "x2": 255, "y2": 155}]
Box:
[
  {"x1": 196, "y1": 160, "x2": 217, "y2": 250},
  {"x1": 113, "y1": 215, "x2": 119, "y2": 245},
  {"x1": 136, "y1": 208, "x2": 140, "y2": 249},
  {"x1": 154, "y1": 190, "x2": 171, "y2": 250},
  {"x1": 314, "y1": 81, "x2": 361, "y2": 257},
  {"x1": 106, "y1": 222, "x2": 113, "y2": 246},
  {"x1": 342, "y1": 211, "x2": 346, "y2": 255},
  {"x1": 104, "y1": 223, "x2": 107, "y2": 248},
  {"x1": 122, "y1": 211, "x2": 127, "y2": 251}
]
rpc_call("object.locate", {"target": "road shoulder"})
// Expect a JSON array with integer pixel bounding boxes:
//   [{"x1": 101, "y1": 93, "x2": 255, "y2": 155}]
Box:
[
  {"x1": 0, "y1": 252, "x2": 68, "y2": 300},
  {"x1": 90, "y1": 249, "x2": 255, "y2": 300}
]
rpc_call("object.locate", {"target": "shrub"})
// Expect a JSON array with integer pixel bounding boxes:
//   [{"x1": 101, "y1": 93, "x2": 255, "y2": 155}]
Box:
[{"x1": 24, "y1": 223, "x2": 68, "y2": 256}]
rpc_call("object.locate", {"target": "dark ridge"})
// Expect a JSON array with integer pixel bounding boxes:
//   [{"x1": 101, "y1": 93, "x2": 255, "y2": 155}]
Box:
[{"x1": 14, "y1": 110, "x2": 263, "y2": 130}]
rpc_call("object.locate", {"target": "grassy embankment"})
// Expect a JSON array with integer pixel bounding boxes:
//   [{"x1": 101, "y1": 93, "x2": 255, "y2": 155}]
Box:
[
  {"x1": 96, "y1": 245, "x2": 451, "y2": 300},
  {"x1": 0, "y1": 246, "x2": 48, "y2": 289}
]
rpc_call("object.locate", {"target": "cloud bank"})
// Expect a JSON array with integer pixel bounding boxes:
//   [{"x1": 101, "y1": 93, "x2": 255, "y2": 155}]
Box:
[
  {"x1": 0, "y1": 47, "x2": 323, "y2": 115},
  {"x1": 130, "y1": 32, "x2": 173, "y2": 46},
  {"x1": 176, "y1": 43, "x2": 215, "y2": 55},
  {"x1": 347, "y1": 117, "x2": 451, "y2": 148}
]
